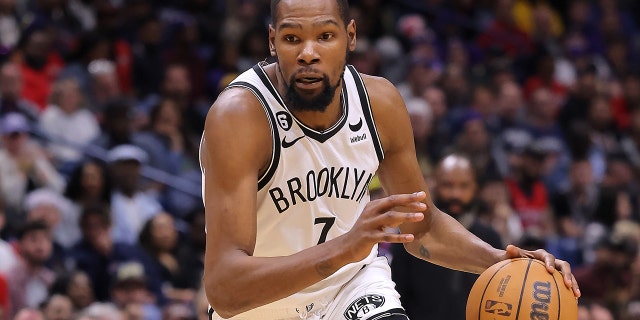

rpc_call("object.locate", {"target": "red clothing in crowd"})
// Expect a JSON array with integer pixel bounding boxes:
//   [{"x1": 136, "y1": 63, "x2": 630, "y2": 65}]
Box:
[
  {"x1": 504, "y1": 178, "x2": 549, "y2": 233},
  {"x1": 17, "y1": 54, "x2": 64, "y2": 110}
]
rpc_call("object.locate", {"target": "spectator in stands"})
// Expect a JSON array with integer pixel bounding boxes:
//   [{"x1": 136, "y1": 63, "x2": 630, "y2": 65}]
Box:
[
  {"x1": 13, "y1": 308, "x2": 45, "y2": 320},
  {"x1": 0, "y1": 208, "x2": 18, "y2": 273},
  {"x1": 161, "y1": 64, "x2": 206, "y2": 140},
  {"x1": 23, "y1": 188, "x2": 75, "y2": 248},
  {"x1": 558, "y1": 63, "x2": 599, "y2": 131},
  {"x1": 0, "y1": 0, "x2": 20, "y2": 55},
  {"x1": 76, "y1": 302, "x2": 123, "y2": 320},
  {"x1": 69, "y1": 204, "x2": 162, "y2": 303},
  {"x1": 0, "y1": 61, "x2": 39, "y2": 122},
  {"x1": 574, "y1": 231, "x2": 638, "y2": 319},
  {"x1": 87, "y1": 59, "x2": 122, "y2": 113},
  {"x1": 40, "y1": 294, "x2": 73, "y2": 320},
  {"x1": 0, "y1": 113, "x2": 65, "y2": 233},
  {"x1": 135, "y1": 99, "x2": 201, "y2": 217},
  {"x1": 108, "y1": 261, "x2": 161, "y2": 320},
  {"x1": 139, "y1": 212, "x2": 197, "y2": 304},
  {"x1": 477, "y1": 0, "x2": 533, "y2": 61},
  {"x1": 422, "y1": 86, "x2": 451, "y2": 163},
  {"x1": 63, "y1": 159, "x2": 112, "y2": 227},
  {"x1": 523, "y1": 49, "x2": 568, "y2": 102},
  {"x1": 131, "y1": 16, "x2": 164, "y2": 101},
  {"x1": 177, "y1": 207, "x2": 206, "y2": 291},
  {"x1": 91, "y1": 98, "x2": 141, "y2": 150},
  {"x1": 548, "y1": 158, "x2": 599, "y2": 266},
  {"x1": 392, "y1": 154, "x2": 502, "y2": 320},
  {"x1": 107, "y1": 144, "x2": 161, "y2": 244},
  {"x1": 504, "y1": 141, "x2": 555, "y2": 239},
  {"x1": 49, "y1": 270, "x2": 95, "y2": 316},
  {"x1": 405, "y1": 97, "x2": 434, "y2": 176},
  {"x1": 164, "y1": 20, "x2": 209, "y2": 102},
  {"x1": 39, "y1": 77, "x2": 100, "y2": 170},
  {"x1": 10, "y1": 24, "x2": 64, "y2": 110},
  {"x1": 6, "y1": 221, "x2": 56, "y2": 318},
  {"x1": 588, "y1": 94, "x2": 621, "y2": 157},
  {"x1": 488, "y1": 80, "x2": 526, "y2": 135},
  {"x1": 92, "y1": 3, "x2": 132, "y2": 95},
  {"x1": 478, "y1": 177, "x2": 523, "y2": 247},
  {"x1": 58, "y1": 32, "x2": 113, "y2": 100},
  {"x1": 449, "y1": 111, "x2": 501, "y2": 183}
]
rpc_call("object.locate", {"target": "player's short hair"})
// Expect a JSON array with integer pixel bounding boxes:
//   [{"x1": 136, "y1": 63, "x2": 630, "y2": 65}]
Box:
[{"x1": 271, "y1": 0, "x2": 350, "y2": 27}]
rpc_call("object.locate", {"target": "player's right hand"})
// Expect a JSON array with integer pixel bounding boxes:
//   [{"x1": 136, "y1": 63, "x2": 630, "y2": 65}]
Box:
[{"x1": 344, "y1": 191, "x2": 427, "y2": 261}]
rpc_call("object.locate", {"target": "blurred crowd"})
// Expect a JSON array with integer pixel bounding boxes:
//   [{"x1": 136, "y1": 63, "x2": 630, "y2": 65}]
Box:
[{"x1": 0, "y1": 0, "x2": 639, "y2": 319}]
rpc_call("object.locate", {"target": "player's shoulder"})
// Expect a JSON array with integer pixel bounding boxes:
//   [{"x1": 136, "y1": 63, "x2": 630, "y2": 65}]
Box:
[
  {"x1": 356, "y1": 72, "x2": 405, "y2": 113},
  {"x1": 358, "y1": 73, "x2": 397, "y2": 95},
  {"x1": 205, "y1": 86, "x2": 268, "y2": 128}
]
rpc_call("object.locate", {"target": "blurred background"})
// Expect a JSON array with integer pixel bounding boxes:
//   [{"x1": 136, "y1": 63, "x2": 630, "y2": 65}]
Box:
[{"x1": 0, "y1": 0, "x2": 639, "y2": 319}]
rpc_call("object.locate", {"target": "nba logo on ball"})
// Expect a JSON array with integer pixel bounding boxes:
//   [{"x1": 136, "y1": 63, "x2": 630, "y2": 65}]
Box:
[{"x1": 466, "y1": 258, "x2": 578, "y2": 319}]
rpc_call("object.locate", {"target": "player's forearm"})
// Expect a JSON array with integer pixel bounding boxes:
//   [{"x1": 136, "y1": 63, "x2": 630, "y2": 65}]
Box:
[
  {"x1": 406, "y1": 208, "x2": 503, "y2": 274},
  {"x1": 204, "y1": 236, "x2": 357, "y2": 318}
]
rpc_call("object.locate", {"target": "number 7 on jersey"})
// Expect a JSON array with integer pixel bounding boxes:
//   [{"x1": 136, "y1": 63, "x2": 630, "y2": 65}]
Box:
[{"x1": 314, "y1": 217, "x2": 335, "y2": 244}]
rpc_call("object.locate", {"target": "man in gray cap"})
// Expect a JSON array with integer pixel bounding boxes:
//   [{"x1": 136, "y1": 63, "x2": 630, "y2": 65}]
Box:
[{"x1": 107, "y1": 144, "x2": 162, "y2": 245}]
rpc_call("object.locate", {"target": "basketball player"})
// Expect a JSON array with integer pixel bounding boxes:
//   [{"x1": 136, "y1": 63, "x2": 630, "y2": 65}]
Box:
[{"x1": 199, "y1": 0, "x2": 581, "y2": 319}]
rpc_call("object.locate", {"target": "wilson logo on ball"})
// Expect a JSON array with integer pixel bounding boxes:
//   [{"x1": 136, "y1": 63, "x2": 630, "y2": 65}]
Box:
[
  {"x1": 484, "y1": 300, "x2": 512, "y2": 316},
  {"x1": 530, "y1": 281, "x2": 551, "y2": 320}
]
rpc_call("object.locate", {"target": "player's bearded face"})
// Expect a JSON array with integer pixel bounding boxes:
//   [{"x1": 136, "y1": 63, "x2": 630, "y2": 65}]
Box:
[
  {"x1": 284, "y1": 68, "x2": 342, "y2": 112},
  {"x1": 279, "y1": 43, "x2": 349, "y2": 112}
]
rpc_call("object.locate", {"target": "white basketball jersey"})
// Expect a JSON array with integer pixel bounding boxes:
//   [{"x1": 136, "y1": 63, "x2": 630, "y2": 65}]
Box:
[{"x1": 213, "y1": 62, "x2": 385, "y2": 317}]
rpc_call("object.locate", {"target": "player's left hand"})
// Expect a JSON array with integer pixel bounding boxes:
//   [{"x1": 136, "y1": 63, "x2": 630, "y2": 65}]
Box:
[{"x1": 504, "y1": 244, "x2": 581, "y2": 298}]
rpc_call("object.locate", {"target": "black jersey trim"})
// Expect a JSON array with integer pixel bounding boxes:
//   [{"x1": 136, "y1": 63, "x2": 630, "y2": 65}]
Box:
[
  {"x1": 253, "y1": 64, "x2": 286, "y2": 107},
  {"x1": 253, "y1": 63, "x2": 348, "y2": 143},
  {"x1": 227, "y1": 81, "x2": 280, "y2": 191},
  {"x1": 208, "y1": 307, "x2": 214, "y2": 320},
  {"x1": 347, "y1": 65, "x2": 384, "y2": 161}
]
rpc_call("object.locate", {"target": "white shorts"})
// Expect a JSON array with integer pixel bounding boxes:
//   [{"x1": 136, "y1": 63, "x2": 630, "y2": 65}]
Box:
[{"x1": 210, "y1": 257, "x2": 406, "y2": 320}]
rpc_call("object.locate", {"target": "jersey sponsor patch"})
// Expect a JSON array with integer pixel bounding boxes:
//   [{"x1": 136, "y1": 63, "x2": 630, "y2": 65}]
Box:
[
  {"x1": 349, "y1": 132, "x2": 368, "y2": 144},
  {"x1": 344, "y1": 294, "x2": 386, "y2": 320}
]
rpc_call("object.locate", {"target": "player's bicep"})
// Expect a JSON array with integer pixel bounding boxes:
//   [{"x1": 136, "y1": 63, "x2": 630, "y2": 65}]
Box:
[
  {"x1": 363, "y1": 76, "x2": 434, "y2": 234},
  {"x1": 200, "y1": 89, "x2": 271, "y2": 259},
  {"x1": 364, "y1": 76, "x2": 428, "y2": 195}
]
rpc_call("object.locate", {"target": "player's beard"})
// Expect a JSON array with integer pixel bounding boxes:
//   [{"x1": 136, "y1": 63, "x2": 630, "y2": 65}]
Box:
[
  {"x1": 285, "y1": 70, "x2": 342, "y2": 112},
  {"x1": 281, "y1": 49, "x2": 349, "y2": 113}
]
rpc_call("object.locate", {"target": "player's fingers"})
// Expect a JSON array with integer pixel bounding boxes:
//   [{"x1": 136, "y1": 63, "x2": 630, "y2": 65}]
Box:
[
  {"x1": 555, "y1": 259, "x2": 581, "y2": 297},
  {"x1": 374, "y1": 192, "x2": 427, "y2": 212},
  {"x1": 380, "y1": 232, "x2": 415, "y2": 243},
  {"x1": 570, "y1": 273, "x2": 581, "y2": 298},
  {"x1": 379, "y1": 211, "x2": 424, "y2": 228}
]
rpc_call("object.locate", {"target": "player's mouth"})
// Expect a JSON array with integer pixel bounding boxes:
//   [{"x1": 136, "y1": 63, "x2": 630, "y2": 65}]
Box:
[{"x1": 295, "y1": 74, "x2": 324, "y2": 90}]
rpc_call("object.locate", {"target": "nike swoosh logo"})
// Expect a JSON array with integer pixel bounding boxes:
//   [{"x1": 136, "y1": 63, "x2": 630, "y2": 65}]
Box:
[
  {"x1": 282, "y1": 135, "x2": 305, "y2": 148},
  {"x1": 349, "y1": 118, "x2": 363, "y2": 132}
]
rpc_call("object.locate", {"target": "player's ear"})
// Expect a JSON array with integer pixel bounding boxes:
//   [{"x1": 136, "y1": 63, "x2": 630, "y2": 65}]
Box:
[
  {"x1": 269, "y1": 24, "x2": 276, "y2": 56},
  {"x1": 347, "y1": 19, "x2": 357, "y2": 52}
]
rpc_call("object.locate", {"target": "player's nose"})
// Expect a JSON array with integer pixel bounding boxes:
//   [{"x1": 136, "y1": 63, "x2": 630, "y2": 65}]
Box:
[{"x1": 298, "y1": 40, "x2": 320, "y2": 65}]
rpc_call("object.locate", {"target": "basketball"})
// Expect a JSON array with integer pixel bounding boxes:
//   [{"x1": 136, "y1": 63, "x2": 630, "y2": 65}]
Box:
[{"x1": 466, "y1": 258, "x2": 578, "y2": 320}]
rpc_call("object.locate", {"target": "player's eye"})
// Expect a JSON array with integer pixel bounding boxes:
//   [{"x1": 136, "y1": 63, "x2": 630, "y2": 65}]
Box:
[
  {"x1": 320, "y1": 33, "x2": 334, "y2": 41},
  {"x1": 284, "y1": 35, "x2": 299, "y2": 43}
]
